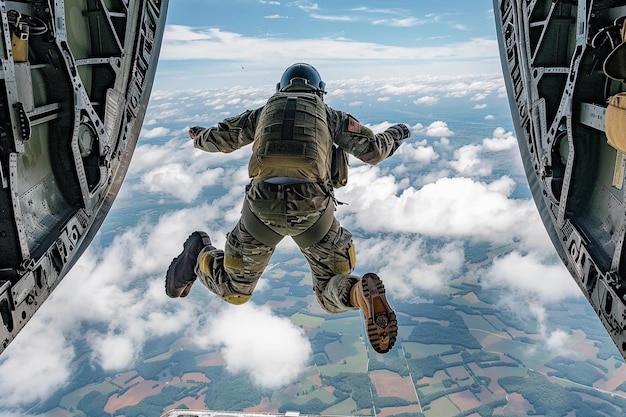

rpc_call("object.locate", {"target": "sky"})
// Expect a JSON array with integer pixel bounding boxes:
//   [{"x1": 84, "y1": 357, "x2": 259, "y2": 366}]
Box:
[
  {"x1": 156, "y1": 0, "x2": 501, "y2": 89},
  {"x1": 0, "y1": 0, "x2": 614, "y2": 415}
]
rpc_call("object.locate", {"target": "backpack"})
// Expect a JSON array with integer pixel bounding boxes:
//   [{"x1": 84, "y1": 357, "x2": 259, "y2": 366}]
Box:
[{"x1": 249, "y1": 91, "x2": 333, "y2": 184}]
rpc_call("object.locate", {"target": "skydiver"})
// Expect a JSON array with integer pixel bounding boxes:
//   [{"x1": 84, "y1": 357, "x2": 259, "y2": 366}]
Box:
[{"x1": 165, "y1": 63, "x2": 411, "y2": 354}]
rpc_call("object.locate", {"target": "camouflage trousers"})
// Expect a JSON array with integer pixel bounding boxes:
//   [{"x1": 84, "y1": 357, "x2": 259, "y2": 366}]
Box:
[{"x1": 194, "y1": 180, "x2": 360, "y2": 313}]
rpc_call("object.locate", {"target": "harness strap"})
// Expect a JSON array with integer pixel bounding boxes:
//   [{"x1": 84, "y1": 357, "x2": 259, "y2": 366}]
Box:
[
  {"x1": 241, "y1": 201, "x2": 284, "y2": 247},
  {"x1": 241, "y1": 199, "x2": 335, "y2": 248},
  {"x1": 292, "y1": 201, "x2": 335, "y2": 248}
]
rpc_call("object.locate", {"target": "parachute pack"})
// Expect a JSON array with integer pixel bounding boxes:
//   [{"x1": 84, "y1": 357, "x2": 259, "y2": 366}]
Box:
[{"x1": 250, "y1": 91, "x2": 347, "y2": 187}]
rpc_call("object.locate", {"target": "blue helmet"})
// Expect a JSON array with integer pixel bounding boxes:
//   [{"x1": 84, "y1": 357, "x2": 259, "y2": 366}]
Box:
[{"x1": 276, "y1": 63, "x2": 326, "y2": 96}]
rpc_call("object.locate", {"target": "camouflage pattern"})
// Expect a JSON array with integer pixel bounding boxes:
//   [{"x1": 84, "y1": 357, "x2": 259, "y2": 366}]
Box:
[
  {"x1": 299, "y1": 218, "x2": 360, "y2": 313},
  {"x1": 193, "y1": 95, "x2": 400, "y2": 165},
  {"x1": 250, "y1": 92, "x2": 333, "y2": 183},
  {"x1": 246, "y1": 180, "x2": 329, "y2": 235},
  {"x1": 194, "y1": 211, "x2": 360, "y2": 313},
  {"x1": 190, "y1": 91, "x2": 406, "y2": 313},
  {"x1": 194, "y1": 220, "x2": 274, "y2": 305}
]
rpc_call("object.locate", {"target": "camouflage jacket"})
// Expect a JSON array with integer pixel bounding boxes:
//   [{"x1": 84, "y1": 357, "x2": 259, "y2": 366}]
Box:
[{"x1": 193, "y1": 100, "x2": 398, "y2": 167}]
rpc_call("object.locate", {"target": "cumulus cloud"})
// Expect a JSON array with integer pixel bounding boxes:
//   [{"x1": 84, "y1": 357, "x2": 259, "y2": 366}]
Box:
[
  {"x1": 483, "y1": 127, "x2": 517, "y2": 150},
  {"x1": 357, "y1": 237, "x2": 466, "y2": 296},
  {"x1": 477, "y1": 229, "x2": 583, "y2": 357},
  {"x1": 414, "y1": 96, "x2": 439, "y2": 106},
  {"x1": 489, "y1": 282, "x2": 581, "y2": 358},
  {"x1": 449, "y1": 127, "x2": 517, "y2": 176},
  {"x1": 189, "y1": 303, "x2": 311, "y2": 388},
  {"x1": 423, "y1": 120, "x2": 454, "y2": 137},
  {"x1": 336, "y1": 168, "x2": 538, "y2": 246},
  {"x1": 485, "y1": 252, "x2": 580, "y2": 304},
  {"x1": 89, "y1": 335, "x2": 137, "y2": 371},
  {"x1": 396, "y1": 142, "x2": 440, "y2": 165},
  {"x1": 0, "y1": 206, "x2": 224, "y2": 408},
  {"x1": 450, "y1": 144, "x2": 492, "y2": 176},
  {"x1": 139, "y1": 163, "x2": 225, "y2": 203},
  {"x1": 140, "y1": 126, "x2": 171, "y2": 138},
  {"x1": 0, "y1": 318, "x2": 74, "y2": 407},
  {"x1": 374, "y1": 75, "x2": 504, "y2": 99}
]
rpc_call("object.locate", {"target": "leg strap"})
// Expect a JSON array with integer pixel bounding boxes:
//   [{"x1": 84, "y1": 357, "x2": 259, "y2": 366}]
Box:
[
  {"x1": 241, "y1": 200, "x2": 284, "y2": 247},
  {"x1": 241, "y1": 199, "x2": 334, "y2": 248},
  {"x1": 292, "y1": 202, "x2": 334, "y2": 248}
]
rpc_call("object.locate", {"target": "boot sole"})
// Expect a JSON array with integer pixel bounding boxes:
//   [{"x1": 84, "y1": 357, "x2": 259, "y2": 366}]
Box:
[{"x1": 361, "y1": 273, "x2": 398, "y2": 353}]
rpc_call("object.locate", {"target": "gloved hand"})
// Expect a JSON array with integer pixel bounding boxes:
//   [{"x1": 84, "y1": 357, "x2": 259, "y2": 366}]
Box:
[
  {"x1": 188, "y1": 126, "x2": 204, "y2": 140},
  {"x1": 385, "y1": 124, "x2": 411, "y2": 155},
  {"x1": 385, "y1": 123, "x2": 411, "y2": 141}
]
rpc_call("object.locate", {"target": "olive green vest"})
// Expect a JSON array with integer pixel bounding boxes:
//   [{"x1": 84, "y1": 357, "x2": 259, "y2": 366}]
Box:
[{"x1": 249, "y1": 91, "x2": 332, "y2": 184}]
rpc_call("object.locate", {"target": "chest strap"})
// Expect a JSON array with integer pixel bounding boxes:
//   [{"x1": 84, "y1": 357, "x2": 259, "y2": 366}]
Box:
[{"x1": 241, "y1": 200, "x2": 335, "y2": 248}]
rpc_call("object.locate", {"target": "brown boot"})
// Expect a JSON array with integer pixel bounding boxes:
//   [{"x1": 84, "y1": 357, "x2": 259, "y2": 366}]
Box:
[{"x1": 350, "y1": 273, "x2": 398, "y2": 354}]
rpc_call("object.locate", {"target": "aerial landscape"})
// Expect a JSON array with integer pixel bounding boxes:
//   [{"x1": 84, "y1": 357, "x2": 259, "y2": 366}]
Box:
[
  {"x1": 3, "y1": 75, "x2": 624, "y2": 416},
  {"x1": 2, "y1": 1, "x2": 626, "y2": 417}
]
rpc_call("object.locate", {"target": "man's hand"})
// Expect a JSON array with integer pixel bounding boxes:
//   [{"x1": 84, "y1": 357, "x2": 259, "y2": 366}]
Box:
[
  {"x1": 386, "y1": 124, "x2": 411, "y2": 141},
  {"x1": 188, "y1": 126, "x2": 204, "y2": 140},
  {"x1": 385, "y1": 124, "x2": 411, "y2": 156}
]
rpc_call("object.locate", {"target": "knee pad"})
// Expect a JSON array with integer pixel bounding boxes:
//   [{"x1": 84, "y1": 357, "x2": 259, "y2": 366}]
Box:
[
  {"x1": 223, "y1": 293, "x2": 252, "y2": 305},
  {"x1": 333, "y1": 230, "x2": 357, "y2": 275},
  {"x1": 197, "y1": 251, "x2": 214, "y2": 277},
  {"x1": 224, "y1": 253, "x2": 244, "y2": 271}
]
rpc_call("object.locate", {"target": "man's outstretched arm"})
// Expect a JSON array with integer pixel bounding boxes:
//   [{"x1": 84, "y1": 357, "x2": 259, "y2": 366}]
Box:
[
  {"x1": 329, "y1": 109, "x2": 411, "y2": 165},
  {"x1": 188, "y1": 109, "x2": 261, "y2": 153}
]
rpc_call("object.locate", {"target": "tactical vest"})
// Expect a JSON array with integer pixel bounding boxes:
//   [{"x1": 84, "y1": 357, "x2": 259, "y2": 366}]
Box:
[{"x1": 249, "y1": 91, "x2": 332, "y2": 184}]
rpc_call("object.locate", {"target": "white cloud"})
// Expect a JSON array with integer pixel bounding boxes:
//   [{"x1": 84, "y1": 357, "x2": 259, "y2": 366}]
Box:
[
  {"x1": 160, "y1": 26, "x2": 498, "y2": 64},
  {"x1": 449, "y1": 128, "x2": 517, "y2": 176},
  {"x1": 375, "y1": 75, "x2": 503, "y2": 98},
  {"x1": 483, "y1": 134, "x2": 516, "y2": 151},
  {"x1": 483, "y1": 260, "x2": 582, "y2": 357},
  {"x1": 545, "y1": 329, "x2": 576, "y2": 356},
  {"x1": 373, "y1": 17, "x2": 426, "y2": 27},
  {"x1": 396, "y1": 142, "x2": 439, "y2": 165},
  {"x1": 357, "y1": 237, "x2": 465, "y2": 296},
  {"x1": 414, "y1": 95, "x2": 439, "y2": 106},
  {"x1": 89, "y1": 334, "x2": 137, "y2": 370},
  {"x1": 485, "y1": 252, "x2": 580, "y2": 304},
  {"x1": 0, "y1": 318, "x2": 74, "y2": 407},
  {"x1": 471, "y1": 93, "x2": 488, "y2": 101},
  {"x1": 310, "y1": 13, "x2": 353, "y2": 22},
  {"x1": 422, "y1": 120, "x2": 454, "y2": 137},
  {"x1": 140, "y1": 126, "x2": 171, "y2": 138},
  {"x1": 336, "y1": 168, "x2": 538, "y2": 246},
  {"x1": 0, "y1": 206, "x2": 231, "y2": 408},
  {"x1": 450, "y1": 144, "x2": 491, "y2": 176},
  {"x1": 189, "y1": 303, "x2": 311, "y2": 388},
  {"x1": 139, "y1": 163, "x2": 225, "y2": 203}
]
